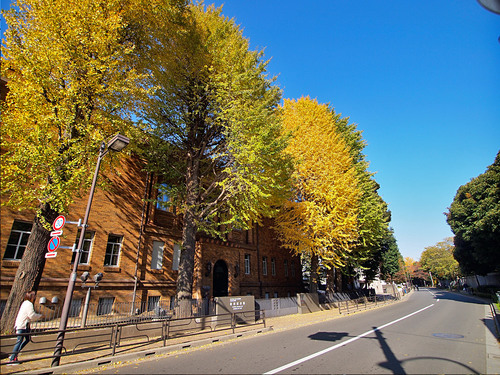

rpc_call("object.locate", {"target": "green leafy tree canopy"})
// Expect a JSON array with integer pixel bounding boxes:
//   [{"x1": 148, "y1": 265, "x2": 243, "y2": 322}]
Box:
[
  {"x1": 420, "y1": 238, "x2": 460, "y2": 280},
  {"x1": 447, "y1": 151, "x2": 500, "y2": 275},
  {"x1": 138, "y1": 3, "x2": 293, "y2": 299}
]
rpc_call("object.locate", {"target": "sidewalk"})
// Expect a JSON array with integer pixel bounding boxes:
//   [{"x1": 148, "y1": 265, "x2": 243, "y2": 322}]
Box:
[{"x1": 1, "y1": 294, "x2": 407, "y2": 374}]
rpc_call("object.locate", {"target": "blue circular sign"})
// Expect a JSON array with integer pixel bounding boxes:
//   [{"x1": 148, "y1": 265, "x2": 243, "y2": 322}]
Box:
[{"x1": 47, "y1": 236, "x2": 60, "y2": 252}]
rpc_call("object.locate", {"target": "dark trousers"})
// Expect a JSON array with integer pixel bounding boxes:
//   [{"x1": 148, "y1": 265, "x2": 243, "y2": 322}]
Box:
[{"x1": 10, "y1": 328, "x2": 30, "y2": 360}]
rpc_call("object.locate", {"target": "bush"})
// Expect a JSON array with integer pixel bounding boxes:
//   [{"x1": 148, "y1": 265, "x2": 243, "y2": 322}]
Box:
[{"x1": 470, "y1": 286, "x2": 499, "y2": 301}]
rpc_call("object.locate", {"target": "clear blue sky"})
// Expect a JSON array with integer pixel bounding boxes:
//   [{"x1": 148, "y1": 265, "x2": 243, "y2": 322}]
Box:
[
  {"x1": 207, "y1": 0, "x2": 500, "y2": 261},
  {"x1": 2, "y1": 1, "x2": 499, "y2": 261}
]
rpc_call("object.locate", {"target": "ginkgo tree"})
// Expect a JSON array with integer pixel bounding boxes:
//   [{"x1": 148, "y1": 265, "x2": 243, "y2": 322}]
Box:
[
  {"x1": 274, "y1": 97, "x2": 361, "y2": 292},
  {"x1": 0, "y1": 0, "x2": 154, "y2": 332},
  {"x1": 330, "y1": 108, "x2": 391, "y2": 289},
  {"x1": 137, "y1": 3, "x2": 293, "y2": 301}
]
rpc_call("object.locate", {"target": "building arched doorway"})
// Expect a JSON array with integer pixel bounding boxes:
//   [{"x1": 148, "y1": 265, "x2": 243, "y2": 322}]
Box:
[{"x1": 213, "y1": 260, "x2": 228, "y2": 297}]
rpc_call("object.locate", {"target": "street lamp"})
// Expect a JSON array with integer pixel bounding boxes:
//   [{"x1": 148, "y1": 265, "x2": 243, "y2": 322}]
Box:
[
  {"x1": 80, "y1": 272, "x2": 104, "y2": 328},
  {"x1": 477, "y1": 0, "x2": 500, "y2": 14},
  {"x1": 52, "y1": 134, "x2": 129, "y2": 367}
]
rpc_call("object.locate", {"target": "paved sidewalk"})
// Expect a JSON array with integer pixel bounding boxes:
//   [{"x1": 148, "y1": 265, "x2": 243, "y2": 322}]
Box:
[{"x1": 1, "y1": 294, "x2": 406, "y2": 374}]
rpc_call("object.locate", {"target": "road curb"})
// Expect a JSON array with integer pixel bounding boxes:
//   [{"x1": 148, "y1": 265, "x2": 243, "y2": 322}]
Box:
[{"x1": 24, "y1": 326, "x2": 273, "y2": 375}]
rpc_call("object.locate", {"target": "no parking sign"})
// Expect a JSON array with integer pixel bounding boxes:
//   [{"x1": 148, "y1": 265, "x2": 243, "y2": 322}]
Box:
[{"x1": 46, "y1": 215, "x2": 65, "y2": 258}]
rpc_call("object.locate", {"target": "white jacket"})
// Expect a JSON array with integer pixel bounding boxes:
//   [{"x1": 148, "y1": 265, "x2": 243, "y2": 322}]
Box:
[{"x1": 14, "y1": 300, "x2": 42, "y2": 330}]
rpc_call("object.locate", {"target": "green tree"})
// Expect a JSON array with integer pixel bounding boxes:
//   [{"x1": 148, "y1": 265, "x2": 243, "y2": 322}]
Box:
[
  {"x1": 331, "y1": 108, "x2": 391, "y2": 283},
  {"x1": 420, "y1": 238, "x2": 459, "y2": 280},
  {"x1": 380, "y1": 228, "x2": 401, "y2": 280},
  {"x1": 138, "y1": 3, "x2": 293, "y2": 300},
  {"x1": 0, "y1": 0, "x2": 153, "y2": 333},
  {"x1": 447, "y1": 151, "x2": 500, "y2": 275}
]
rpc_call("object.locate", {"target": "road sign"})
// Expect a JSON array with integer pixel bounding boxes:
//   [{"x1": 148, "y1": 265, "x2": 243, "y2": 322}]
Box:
[
  {"x1": 52, "y1": 215, "x2": 66, "y2": 231},
  {"x1": 47, "y1": 215, "x2": 81, "y2": 259},
  {"x1": 47, "y1": 215, "x2": 65, "y2": 258},
  {"x1": 46, "y1": 236, "x2": 60, "y2": 258}
]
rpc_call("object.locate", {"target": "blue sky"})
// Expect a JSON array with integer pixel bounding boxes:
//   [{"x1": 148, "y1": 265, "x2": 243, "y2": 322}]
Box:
[
  {"x1": 2, "y1": 1, "x2": 499, "y2": 261},
  {"x1": 207, "y1": 0, "x2": 499, "y2": 261}
]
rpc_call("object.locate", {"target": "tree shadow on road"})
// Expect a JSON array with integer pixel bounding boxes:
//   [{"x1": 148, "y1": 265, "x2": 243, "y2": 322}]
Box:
[
  {"x1": 430, "y1": 289, "x2": 489, "y2": 305},
  {"x1": 307, "y1": 331, "x2": 348, "y2": 342},
  {"x1": 374, "y1": 327, "x2": 481, "y2": 375}
]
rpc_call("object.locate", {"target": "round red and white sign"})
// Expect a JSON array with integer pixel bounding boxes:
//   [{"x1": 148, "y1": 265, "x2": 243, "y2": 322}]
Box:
[{"x1": 52, "y1": 215, "x2": 66, "y2": 231}]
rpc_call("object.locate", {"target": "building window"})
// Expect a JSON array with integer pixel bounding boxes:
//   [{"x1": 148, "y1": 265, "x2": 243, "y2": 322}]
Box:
[
  {"x1": 172, "y1": 243, "x2": 181, "y2": 271},
  {"x1": 262, "y1": 256, "x2": 268, "y2": 276},
  {"x1": 271, "y1": 258, "x2": 276, "y2": 276},
  {"x1": 104, "y1": 235, "x2": 122, "y2": 267},
  {"x1": 284, "y1": 259, "x2": 288, "y2": 277},
  {"x1": 0, "y1": 300, "x2": 7, "y2": 318},
  {"x1": 156, "y1": 183, "x2": 174, "y2": 212},
  {"x1": 3, "y1": 220, "x2": 32, "y2": 260},
  {"x1": 265, "y1": 292, "x2": 270, "y2": 299},
  {"x1": 169, "y1": 296, "x2": 176, "y2": 310},
  {"x1": 71, "y1": 230, "x2": 94, "y2": 265},
  {"x1": 274, "y1": 292, "x2": 278, "y2": 298},
  {"x1": 147, "y1": 296, "x2": 160, "y2": 312},
  {"x1": 97, "y1": 297, "x2": 114, "y2": 316},
  {"x1": 151, "y1": 241, "x2": 164, "y2": 270},
  {"x1": 69, "y1": 299, "x2": 82, "y2": 318},
  {"x1": 244, "y1": 254, "x2": 251, "y2": 275},
  {"x1": 291, "y1": 261, "x2": 296, "y2": 277}
]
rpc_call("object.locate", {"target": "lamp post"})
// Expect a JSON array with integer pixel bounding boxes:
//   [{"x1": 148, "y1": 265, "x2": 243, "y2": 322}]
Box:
[
  {"x1": 51, "y1": 134, "x2": 129, "y2": 367},
  {"x1": 80, "y1": 272, "x2": 103, "y2": 328}
]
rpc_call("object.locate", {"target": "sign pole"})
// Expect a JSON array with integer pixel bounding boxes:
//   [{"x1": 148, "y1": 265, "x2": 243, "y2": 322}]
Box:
[{"x1": 51, "y1": 142, "x2": 105, "y2": 367}]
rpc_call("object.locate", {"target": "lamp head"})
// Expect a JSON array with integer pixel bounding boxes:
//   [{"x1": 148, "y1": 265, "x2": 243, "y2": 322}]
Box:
[
  {"x1": 81, "y1": 271, "x2": 90, "y2": 283},
  {"x1": 93, "y1": 272, "x2": 103, "y2": 285},
  {"x1": 477, "y1": 0, "x2": 500, "y2": 14},
  {"x1": 107, "y1": 134, "x2": 130, "y2": 152}
]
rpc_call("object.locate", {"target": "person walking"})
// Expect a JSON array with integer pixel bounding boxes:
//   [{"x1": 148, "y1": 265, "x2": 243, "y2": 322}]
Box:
[{"x1": 8, "y1": 291, "x2": 42, "y2": 364}]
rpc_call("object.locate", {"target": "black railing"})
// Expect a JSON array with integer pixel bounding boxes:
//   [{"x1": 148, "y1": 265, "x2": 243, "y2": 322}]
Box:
[
  {"x1": 0, "y1": 309, "x2": 266, "y2": 367},
  {"x1": 337, "y1": 294, "x2": 395, "y2": 314}
]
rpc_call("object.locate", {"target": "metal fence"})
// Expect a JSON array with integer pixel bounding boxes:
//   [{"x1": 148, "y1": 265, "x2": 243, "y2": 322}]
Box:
[
  {"x1": 0, "y1": 309, "x2": 266, "y2": 367},
  {"x1": 28, "y1": 299, "x2": 216, "y2": 331},
  {"x1": 337, "y1": 294, "x2": 395, "y2": 314}
]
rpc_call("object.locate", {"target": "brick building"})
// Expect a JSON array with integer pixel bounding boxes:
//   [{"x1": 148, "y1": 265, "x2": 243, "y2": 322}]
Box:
[{"x1": 0, "y1": 151, "x2": 303, "y2": 314}]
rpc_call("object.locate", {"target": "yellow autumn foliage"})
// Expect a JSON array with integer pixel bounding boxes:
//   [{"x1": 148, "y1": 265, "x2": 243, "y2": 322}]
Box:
[
  {"x1": 275, "y1": 97, "x2": 361, "y2": 267},
  {"x1": 1, "y1": 0, "x2": 149, "y2": 214}
]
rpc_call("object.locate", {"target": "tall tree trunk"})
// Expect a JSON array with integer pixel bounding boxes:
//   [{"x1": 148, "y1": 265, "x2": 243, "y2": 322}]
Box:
[
  {"x1": 176, "y1": 208, "x2": 197, "y2": 300},
  {"x1": 176, "y1": 150, "x2": 199, "y2": 303},
  {"x1": 335, "y1": 266, "x2": 343, "y2": 293},
  {"x1": 0, "y1": 203, "x2": 58, "y2": 333},
  {"x1": 326, "y1": 266, "x2": 335, "y2": 295},
  {"x1": 309, "y1": 253, "x2": 319, "y2": 294}
]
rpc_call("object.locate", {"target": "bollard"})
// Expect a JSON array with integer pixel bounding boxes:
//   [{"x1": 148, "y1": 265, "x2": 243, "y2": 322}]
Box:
[
  {"x1": 111, "y1": 324, "x2": 120, "y2": 356},
  {"x1": 162, "y1": 320, "x2": 168, "y2": 347}
]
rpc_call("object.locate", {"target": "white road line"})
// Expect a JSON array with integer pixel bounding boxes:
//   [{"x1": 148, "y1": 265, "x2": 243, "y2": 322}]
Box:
[
  {"x1": 428, "y1": 290, "x2": 439, "y2": 301},
  {"x1": 263, "y1": 304, "x2": 435, "y2": 375}
]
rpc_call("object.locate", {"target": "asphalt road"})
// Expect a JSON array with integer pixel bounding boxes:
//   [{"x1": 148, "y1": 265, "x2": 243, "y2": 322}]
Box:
[{"x1": 97, "y1": 289, "x2": 499, "y2": 374}]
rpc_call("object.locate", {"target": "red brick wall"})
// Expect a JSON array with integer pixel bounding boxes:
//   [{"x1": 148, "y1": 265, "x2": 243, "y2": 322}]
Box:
[{"x1": 1, "y1": 155, "x2": 303, "y2": 310}]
